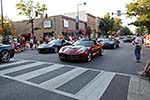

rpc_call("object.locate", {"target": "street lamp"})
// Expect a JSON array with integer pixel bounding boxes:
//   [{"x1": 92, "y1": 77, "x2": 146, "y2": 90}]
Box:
[
  {"x1": 76, "y1": 2, "x2": 86, "y2": 31},
  {"x1": 0, "y1": 0, "x2": 4, "y2": 37}
]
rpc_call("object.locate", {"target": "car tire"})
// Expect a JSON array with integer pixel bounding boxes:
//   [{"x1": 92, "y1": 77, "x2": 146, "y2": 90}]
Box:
[
  {"x1": 98, "y1": 48, "x2": 103, "y2": 56},
  {"x1": 117, "y1": 44, "x2": 120, "y2": 48},
  {"x1": 59, "y1": 58, "x2": 65, "y2": 61},
  {"x1": 38, "y1": 50, "x2": 42, "y2": 54},
  {"x1": 113, "y1": 44, "x2": 117, "y2": 49},
  {"x1": 54, "y1": 47, "x2": 59, "y2": 53},
  {"x1": 87, "y1": 51, "x2": 92, "y2": 62},
  {"x1": 0, "y1": 50, "x2": 11, "y2": 63}
]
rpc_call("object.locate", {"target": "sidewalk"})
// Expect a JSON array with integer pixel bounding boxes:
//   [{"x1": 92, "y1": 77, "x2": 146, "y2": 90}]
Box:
[{"x1": 128, "y1": 76, "x2": 150, "y2": 100}]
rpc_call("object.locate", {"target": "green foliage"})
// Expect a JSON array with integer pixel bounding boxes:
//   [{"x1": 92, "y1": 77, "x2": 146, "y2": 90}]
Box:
[
  {"x1": 126, "y1": 0, "x2": 150, "y2": 34},
  {"x1": 98, "y1": 13, "x2": 114, "y2": 35},
  {"x1": 16, "y1": 0, "x2": 47, "y2": 19},
  {"x1": 112, "y1": 17, "x2": 122, "y2": 32},
  {"x1": 0, "y1": 16, "x2": 16, "y2": 36},
  {"x1": 16, "y1": 0, "x2": 47, "y2": 35},
  {"x1": 121, "y1": 26, "x2": 132, "y2": 35},
  {"x1": 135, "y1": 26, "x2": 146, "y2": 35}
]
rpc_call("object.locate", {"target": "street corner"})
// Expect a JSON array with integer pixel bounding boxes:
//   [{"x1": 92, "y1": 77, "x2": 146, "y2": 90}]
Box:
[{"x1": 128, "y1": 76, "x2": 150, "y2": 100}]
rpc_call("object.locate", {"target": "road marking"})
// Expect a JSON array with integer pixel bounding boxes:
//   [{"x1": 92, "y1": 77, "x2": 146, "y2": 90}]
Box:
[
  {"x1": 15, "y1": 64, "x2": 64, "y2": 80},
  {"x1": 76, "y1": 71, "x2": 115, "y2": 100},
  {"x1": 0, "y1": 60, "x2": 29, "y2": 68},
  {"x1": 0, "y1": 59, "x2": 141, "y2": 100},
  {"x1": 40, "y1": 67, "x2": 88, "y2": 90},
  {"x1": 0, "y1": 62, "x2": 45, "y2": 75}
]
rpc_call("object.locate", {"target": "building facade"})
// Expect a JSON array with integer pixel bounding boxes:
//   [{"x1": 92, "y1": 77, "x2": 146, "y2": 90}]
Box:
[{"x1": 14, "y1": 15, "x2": 86, "y2": 39}]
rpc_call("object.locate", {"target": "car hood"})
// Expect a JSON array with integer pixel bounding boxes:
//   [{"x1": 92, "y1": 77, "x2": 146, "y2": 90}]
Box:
[
  {"x1": 60, "y1": 45, "x2": 88, "y2": 54},
  {"x1": 38, "y1": 43, "x2": 54, "y2": 48},
  {"x1": 0, "y1": 44, "x2": 12, "y2": 48}
]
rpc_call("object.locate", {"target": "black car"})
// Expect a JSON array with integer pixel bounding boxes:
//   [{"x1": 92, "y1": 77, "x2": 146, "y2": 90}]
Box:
[
  {"x1": 98, "y1": 38, "x2": 120, "y2": 49},
  {"x1": 0, "y1": 44, "x2": 15, "y2": 63},
  {"x1": 123, "y1": 37, "x2": 133, "y2": 43},
  {"x1": 37, "y1": 39, "x2": 72, "y2": 53}
]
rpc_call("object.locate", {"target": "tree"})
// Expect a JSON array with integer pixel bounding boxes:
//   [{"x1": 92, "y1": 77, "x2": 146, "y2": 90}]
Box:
[
  {"x1": 112, "y1": 17, "x2": 122, "y2": 33},
  {"x1": 126, "y1": 0, "x2": 150, "y2": 34},
  {"x1": 98, "y1": 13, "x2": 114, "y2": 35},
  {"x1": 135, "y1": 26, "x2": 146, "y2": 35},
  {"x1": 121, "y1": 26, "x2": 133, "y2": 36},
  {"x1": 0, "y1": 16, "x2": 16, "y2": 36},
  {"x1": 16, "y1": 0, "x2": 47, "y2": 36}
]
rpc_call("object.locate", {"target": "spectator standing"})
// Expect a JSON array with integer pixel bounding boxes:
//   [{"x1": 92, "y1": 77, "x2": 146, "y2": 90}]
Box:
[
  {"x1": 39, "y1": 37, "x2": 43, "y2": 44},
  {"x1": 33, "y1": 36, "x2": 38, "y2": 49},
  {"x1": 2, "y1": 35, "x2": 10, "y2": 45},
  {"x1": 30, "y1": 37, "x2": 34, "y2": 50},
  {"x1": 132, "y1": 34, "x2": 143, "y2": 63}
]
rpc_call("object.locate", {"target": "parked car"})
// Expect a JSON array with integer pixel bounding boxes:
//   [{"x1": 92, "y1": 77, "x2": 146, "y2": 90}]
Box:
[
  {"x1": 58, "y1": 39, "x2": 103, "y2": 62},
  {"x1": 0, "y1": 44, "x2": 15, "y2": 63},
  {"x1": 98, "y1": 38, "x2": 120, "y2": 49},
  {"x1": 37, "y1": 39, "x2": 72, "y2": 53}
]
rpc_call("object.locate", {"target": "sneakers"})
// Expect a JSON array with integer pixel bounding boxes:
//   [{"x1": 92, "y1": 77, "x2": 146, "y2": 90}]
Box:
[{"x1": 136, "y1": 59, "x2": 141, "y2": 63}]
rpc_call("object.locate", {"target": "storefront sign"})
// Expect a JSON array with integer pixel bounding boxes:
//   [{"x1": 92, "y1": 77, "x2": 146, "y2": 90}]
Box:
[
  {"x1": 43, "y1": 20, "x2": 51, "y2": 28},
  {"x1": 63, "y1": 19, "x2": 69, "y2": 28}
]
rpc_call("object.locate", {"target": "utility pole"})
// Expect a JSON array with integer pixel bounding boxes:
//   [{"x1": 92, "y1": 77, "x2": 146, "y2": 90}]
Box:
[
  {"x1": 0, "y1": 0, "x2": 4, "y2": 37},
  {"x1": 76, "y1": 2, "x2": 86, "y2": 31}
]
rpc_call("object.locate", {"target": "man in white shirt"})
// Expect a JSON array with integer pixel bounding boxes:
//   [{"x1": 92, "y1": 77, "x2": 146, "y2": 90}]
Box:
[{"x1": 132, "y1": 34, "x2": 143, "y2": 63}]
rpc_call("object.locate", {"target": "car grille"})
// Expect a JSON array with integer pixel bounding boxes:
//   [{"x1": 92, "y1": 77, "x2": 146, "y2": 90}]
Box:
[{"x1": 67, "y1": 55, "x2": 80, "y2": 58}]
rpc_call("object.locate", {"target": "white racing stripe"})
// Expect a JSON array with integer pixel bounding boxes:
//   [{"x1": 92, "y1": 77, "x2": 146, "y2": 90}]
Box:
[
  {"x1": 15, "y1": 64, "x2": 64, "y2": 80},
  {"x1": 40, "y1": 67, "x2": 88, "y2": 90},
  {"x1": 0, "y1": 60, "x2": 29, "y2": 68},
  {"x1": 77, "y1": 71, "x2": 115, "y2": 100},
  {"x1": 0, "y1": 62, "x2": 45, "y2": 75}
]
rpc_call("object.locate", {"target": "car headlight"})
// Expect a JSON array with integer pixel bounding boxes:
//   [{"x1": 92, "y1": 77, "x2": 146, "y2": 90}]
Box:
[{"x1": 59, "y1": 47, "x2": 66, "y2": 53}]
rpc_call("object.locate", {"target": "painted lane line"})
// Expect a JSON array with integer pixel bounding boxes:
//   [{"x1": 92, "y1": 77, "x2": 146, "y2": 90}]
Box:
[
  {"x1": 83, "y1": 72, "x2": 115, "y2": 100},
  {"x1": 15, "y1": 64, "x2": 64, "y2": 80},
  {"x1": 0, "y1": 62, "x2": 45, "y2": 75},
  {"x1": 40, "y1": 67, "x2": 88, "y2": 90},
  {"x1": 0, "y1": 60, "x2": 29, "y2": 68}
]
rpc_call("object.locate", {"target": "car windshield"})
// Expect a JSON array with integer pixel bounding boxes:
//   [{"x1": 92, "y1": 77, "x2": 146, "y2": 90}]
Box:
[
  {"x1": 73, "y1": 40, "x2": 94, "y2": 47},
  {"x1": 103, "y1": 38, "x2": 114, "y2": 41},
  {"x1": 48, "y1": 40, "x2": 62, "y2": 44}
]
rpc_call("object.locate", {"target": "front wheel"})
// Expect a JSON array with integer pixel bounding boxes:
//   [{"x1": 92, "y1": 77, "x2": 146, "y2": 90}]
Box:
[
  {"x1": 0, "y1": 51, "x2": 11, "y2": 63},
  {"x1": 98, "y1": 48, "x2": 104, "y2": 56},
  {"x1": 113, "y1": 44, "x2": 117, "y2": 49}
]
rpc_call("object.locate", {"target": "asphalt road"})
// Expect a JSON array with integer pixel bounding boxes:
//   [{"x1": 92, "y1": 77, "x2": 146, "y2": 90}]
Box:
[
  {"x1": 14, "y1": 42, "x2": 150, "y2": 75},
  {"x1": 1, "y1": 42, "x2": 150, "y2": 100}
]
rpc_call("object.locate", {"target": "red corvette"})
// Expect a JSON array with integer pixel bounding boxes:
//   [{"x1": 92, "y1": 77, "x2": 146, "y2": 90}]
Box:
[{"x1": 58, "y1": 39, "x2": 103, "y2": 62}]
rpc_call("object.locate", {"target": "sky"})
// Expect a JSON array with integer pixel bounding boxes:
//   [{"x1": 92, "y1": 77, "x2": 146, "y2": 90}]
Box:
[{"x1": 1, "y1": 0, "x2": 136, "y2": 32}]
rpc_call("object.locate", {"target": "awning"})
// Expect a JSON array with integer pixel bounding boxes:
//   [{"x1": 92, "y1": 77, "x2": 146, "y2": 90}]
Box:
[{"x1": 63, "y1": 29, "x2": 78, "y2": 33}]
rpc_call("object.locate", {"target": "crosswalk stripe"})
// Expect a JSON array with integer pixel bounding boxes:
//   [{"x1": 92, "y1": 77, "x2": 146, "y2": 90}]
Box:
[
  {"x1": 0, "y1": 62, "x2": 45, "y2": 75},
  {"x1": 79, "y1": 72, "x2": 115, "y2": 100},
  {"x1": 0, "y1": 60, "x2": 29, "y2": 68},
  {"x1": 40, "y1": 67, "x2": 88, "y2": 90},
  {"x1": 15, "y1": 64, "x2": 64, "y2": 81},
  {"x1": 127, "y1": 76, "x2": 148, "y2": 100},
  {"x1": 1, "y1": 59, "x2": 132, "y2": 100}
]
